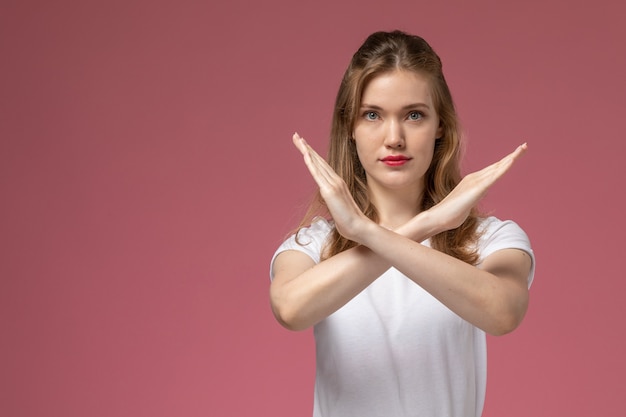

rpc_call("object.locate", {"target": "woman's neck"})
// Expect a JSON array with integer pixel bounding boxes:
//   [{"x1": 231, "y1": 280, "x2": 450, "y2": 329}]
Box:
[{"x1": 368, "y1": 185, "x2": 424, "y2": 230}]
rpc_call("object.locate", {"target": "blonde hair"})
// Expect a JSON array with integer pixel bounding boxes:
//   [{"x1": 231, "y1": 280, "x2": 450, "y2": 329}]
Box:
[{"x1": 298, "y1": 30, "x2": 480, "y2": 265}]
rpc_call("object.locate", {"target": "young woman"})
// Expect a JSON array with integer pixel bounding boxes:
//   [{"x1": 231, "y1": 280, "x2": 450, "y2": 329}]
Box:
[{"x1": 269, "y1": 30, "x2": 535, "y2": 417}]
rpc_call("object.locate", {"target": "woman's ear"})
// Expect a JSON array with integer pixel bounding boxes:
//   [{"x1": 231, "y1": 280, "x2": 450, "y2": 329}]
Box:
[{"x1": 436, "y1": 123, "x2": 444, "y2": 140}]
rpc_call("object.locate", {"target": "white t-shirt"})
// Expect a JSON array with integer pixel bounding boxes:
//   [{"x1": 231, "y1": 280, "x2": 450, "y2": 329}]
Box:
[{"x1": 270, "y1": 216, "x2": 535, "y2": 417}]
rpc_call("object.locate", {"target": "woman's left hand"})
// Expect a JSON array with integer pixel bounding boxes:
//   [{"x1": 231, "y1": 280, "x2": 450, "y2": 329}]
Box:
[
  {"x1": 426, "y1": 143, "x2": 528, "y2": 233},
  {"x1": 292, "y1": 133, "x2": 371, "y2": 242}
]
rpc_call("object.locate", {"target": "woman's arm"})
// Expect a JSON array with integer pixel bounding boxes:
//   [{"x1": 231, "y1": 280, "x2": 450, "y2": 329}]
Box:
[
  {"x1": 356, "y1": 224, "x2": 531, "y2": 335},
  {"x1": 271, "y1": 209, "x2": 439, "y2": 331},
  {"x1": 270, "y1": 133, "x2": 530, "y2": 334}
]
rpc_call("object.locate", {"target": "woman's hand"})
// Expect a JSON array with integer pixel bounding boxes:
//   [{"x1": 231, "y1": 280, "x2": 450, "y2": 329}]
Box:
[
  {"x1": 429, "y1": 143, "x2": 528, "y2": 232},
  {"x1": 292, "y1": 133, "x2": 372, "y2": 243}
]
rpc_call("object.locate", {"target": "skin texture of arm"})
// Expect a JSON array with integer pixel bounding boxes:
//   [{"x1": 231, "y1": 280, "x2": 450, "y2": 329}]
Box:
[{"x1": 270, "y1": 134, "x2": 531, "y2": 335}]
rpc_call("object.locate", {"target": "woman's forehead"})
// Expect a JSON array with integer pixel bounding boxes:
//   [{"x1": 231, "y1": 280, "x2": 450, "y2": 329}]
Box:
[{"x1": 360, "y1": 70, "x2": 434, "y2": 109}]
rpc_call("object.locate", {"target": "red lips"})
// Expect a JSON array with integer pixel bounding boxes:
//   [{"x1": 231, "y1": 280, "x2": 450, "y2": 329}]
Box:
[
  {"x1": 381, "y1": 155, "x2": 410, "y2": 162},
  {"x1": 381, "y1": 155, "x2": 411, "y2": 166}
]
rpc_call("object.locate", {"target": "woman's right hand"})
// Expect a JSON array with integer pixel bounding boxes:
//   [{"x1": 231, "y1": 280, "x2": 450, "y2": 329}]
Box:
[
  {"x1": 428, "y1": 143, "x2": 528, "y2": 232},
  {"x1": 292, "y1": 132, "x2": 373, "y2": 243}
]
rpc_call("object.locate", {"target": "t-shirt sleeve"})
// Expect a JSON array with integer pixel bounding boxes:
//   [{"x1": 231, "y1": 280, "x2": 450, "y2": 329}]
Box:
[
  {"x1": 269, "y1": 218, "x2": 333, "y2": 280},
  {"x1": 477, "y1": 217, "x2": 536, "y2": 288}
]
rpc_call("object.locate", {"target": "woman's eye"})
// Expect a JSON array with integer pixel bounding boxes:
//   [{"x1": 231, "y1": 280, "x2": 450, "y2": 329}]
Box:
[
  {"x1": 408, "y1": 111, "x2": 423, "y2": 121},
  {"x1": 364, "y1": 111, "x2": 378, "y2": 120}
]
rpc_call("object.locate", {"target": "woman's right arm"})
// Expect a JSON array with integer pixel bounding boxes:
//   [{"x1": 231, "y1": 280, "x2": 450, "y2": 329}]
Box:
[{"x1": 270, "y1": 210, "x2": 439, "y2": 331}]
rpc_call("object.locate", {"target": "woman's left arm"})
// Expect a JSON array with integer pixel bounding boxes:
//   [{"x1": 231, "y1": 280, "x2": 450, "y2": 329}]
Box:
[{"x1": 358, "y1": 224, "x2": 531, "y2": 335}]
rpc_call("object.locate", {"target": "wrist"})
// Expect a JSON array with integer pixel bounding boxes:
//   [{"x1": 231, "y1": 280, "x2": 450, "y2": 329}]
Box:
[
  {"x1": 355, "y1": 219, "x2": 384, "y2": 247},
  {"x1": 398, "y1": 210, "x2": 442, "y2": 242}
]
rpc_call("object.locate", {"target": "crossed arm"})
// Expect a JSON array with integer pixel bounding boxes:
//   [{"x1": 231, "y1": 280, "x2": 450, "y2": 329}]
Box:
[{"x1": 270, "y1": 134, "x2": 532, "y2": 335}]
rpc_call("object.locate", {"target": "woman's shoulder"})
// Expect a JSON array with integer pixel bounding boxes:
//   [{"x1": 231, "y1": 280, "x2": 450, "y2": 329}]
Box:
[
  {"x1": 477, "y1": 215, "x2": 527, "y2": 234},
  {"x1": 476, "y1": 215, "x2": 535, "y2": 284},
  {"x1": 296, "y1": 217, "x2": 334, "y2": 244},
  {"x1": 271, "y1": 217, "x2": 334, "y2": 272},
  {"x1": 476, "y1": 216, "x2": 532, "y2": 256},
  {"x1": 478, "y1": 216, "x2": 535, "y2": 276}
]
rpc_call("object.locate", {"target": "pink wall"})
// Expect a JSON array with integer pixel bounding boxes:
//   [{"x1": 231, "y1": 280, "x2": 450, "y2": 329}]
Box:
[{"x1": 2, "y1": 0, "x2": 625, "y2": 416}]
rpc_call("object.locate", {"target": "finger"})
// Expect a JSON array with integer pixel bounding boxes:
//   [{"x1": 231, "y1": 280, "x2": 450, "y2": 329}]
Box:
[
  {"x1": 496, "y1": 143, "x2": 527, "y2": 170},
  {"x1": 292, "y1": 133, "x2": 325, "y2": 178},
  {"x1": 502, "y1": 143, "x2": 528, "y2": 164},
  {"x1": 294, "y1": 134, "x2": 338, "y2": 190},
  {"x1": 302, "y1": 149, "x2": 331, "y2": 187},
  {"x1": 292, "y1": 132, "x2": 308, "y2": 156},
  {"x1": 512, "y1": 142, "x2": 528, "y2": 159},
  {"x1": 293, "y1": 133, "x2": 323, "y2": 164},
  {"x1": 478, "y1": 142, "x2": 528, "y2": 179},
  {"x1": 295, "y1": 134, "x2": 340, "y2": 185},
  {"x1": 306, "y1": 146, "x2": 337, "y2": 184},
  {"x1": 305, "y1": 151, "x2": 339, "y2": 190}
]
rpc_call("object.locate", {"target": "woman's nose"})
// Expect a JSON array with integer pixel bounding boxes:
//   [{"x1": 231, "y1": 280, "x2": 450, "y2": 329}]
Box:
[{"x1": 384, "y1": 120, "x2": 404, "y2": 148}]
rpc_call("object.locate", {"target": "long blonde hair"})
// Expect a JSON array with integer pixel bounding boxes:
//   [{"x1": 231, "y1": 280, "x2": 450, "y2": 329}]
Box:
[{"x1": 298, "y1": 30, "x2": 480, "y2": 265}]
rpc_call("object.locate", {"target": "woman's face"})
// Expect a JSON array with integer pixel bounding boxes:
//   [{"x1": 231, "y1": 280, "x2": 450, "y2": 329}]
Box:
[{"x1": 352, "y1": 70, "x2": 442, "y2": 198}]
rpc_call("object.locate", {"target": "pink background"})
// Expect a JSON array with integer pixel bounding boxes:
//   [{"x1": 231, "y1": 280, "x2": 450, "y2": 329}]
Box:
[{"x1": 2, "y1": 0, "x2": 625, "y2": 416}]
